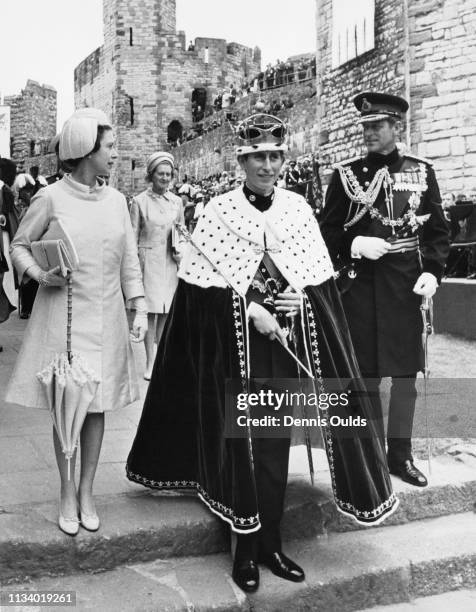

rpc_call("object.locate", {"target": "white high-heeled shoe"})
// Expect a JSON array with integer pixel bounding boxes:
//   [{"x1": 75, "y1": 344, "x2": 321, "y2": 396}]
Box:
[
  {"x1": 58, "y1": 513, "x2": 80, "y2": 536},
  {"x1": 79, "y1": 507, "x2": 100, "y2": 532}
]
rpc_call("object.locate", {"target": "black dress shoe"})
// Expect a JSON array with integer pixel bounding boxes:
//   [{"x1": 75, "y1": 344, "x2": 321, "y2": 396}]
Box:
[
  {"x1": 259, "y1": 551, "x2": 305, "y2": 582},
  {"x1": 389, "y1": 459, "x2": 428, "y2": 487},
  {"x1": 232, "y1": 558, "x2": 259, "y2": 593}
]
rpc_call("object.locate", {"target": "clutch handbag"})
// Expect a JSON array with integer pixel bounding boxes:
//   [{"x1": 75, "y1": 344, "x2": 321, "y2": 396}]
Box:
[{"x1": 31, "y1": 219, "x2": 79, "y2": 277}]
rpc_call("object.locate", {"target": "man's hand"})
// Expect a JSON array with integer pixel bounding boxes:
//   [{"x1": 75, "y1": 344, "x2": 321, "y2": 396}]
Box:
[
  {"x1": 352, "y1": 236, "x2": 391, "y2": 260},
  {"x1": 172, "y1": 249, "x2": 182, "y2": 265},
  {"x1": 275, "y1": 287, "x2": 302, "y2": 317},
  {"x1": 248, "y1": 302, "x2": 288, "y2": 345},
  {"x1": 413, "y1": 272, "x2": 438, "y2": 298}
]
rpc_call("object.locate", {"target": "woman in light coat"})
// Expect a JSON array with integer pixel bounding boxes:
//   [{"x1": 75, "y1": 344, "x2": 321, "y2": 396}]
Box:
[
  {"x1": 130, "y1": 152, "x2": 183, "y2": 379},
  {"x1": 6, "y1": 108, "x2": 147, "y2": 536}
]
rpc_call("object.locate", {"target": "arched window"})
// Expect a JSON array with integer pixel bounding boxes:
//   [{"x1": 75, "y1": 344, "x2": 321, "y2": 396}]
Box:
[{"x1": 167, "y1": 120, "x2": 183, "y2": 144}]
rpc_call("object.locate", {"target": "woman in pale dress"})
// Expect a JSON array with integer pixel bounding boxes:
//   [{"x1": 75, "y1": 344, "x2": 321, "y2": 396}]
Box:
[
  {"x1": 130, "y1": 152, "x2": 183, "y2": 379},
  {"x1": 5, "y1": 108, "x2": 147, "y2": 536}
]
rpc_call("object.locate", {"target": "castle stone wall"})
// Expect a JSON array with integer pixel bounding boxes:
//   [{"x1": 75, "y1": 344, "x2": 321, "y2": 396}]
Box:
[
  {"x1": 74, "y1": 47, "x2": 109, "y2": 115},
  {"x1": 172, "y1": 80, "x2": 318, "y2": 180},
  {"x1": 315, "y1": 0, "x2": 476, "y2": 195},
  {"x1": 409, "y1": 0, "x2": 476, "y2": 194},
  {"x1": 74, "y1": 0, "x2": 260, "y2": 194},
  {"x1": 4, "y1": 80, "x2": 57, "y2": 173},
  {"x1": 315, "y1": 0, "x2": 406, "y2": 181}
]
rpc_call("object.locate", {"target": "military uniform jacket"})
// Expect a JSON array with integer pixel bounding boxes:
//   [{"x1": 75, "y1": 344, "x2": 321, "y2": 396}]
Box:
[{"x1": 320, "y1": 148, "x2": 450, "y2": 376}]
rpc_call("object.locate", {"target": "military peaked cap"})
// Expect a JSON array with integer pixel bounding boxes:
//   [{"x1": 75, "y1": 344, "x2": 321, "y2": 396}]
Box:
[{"x1": 353, "y1": 92, "x2": 409, "y2": 123}]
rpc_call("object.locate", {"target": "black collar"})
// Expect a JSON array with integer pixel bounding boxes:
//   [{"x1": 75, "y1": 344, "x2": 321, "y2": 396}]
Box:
[
  {"x1": 243, "y1": 183, "x2": 275, "y2": 212},
  {"x1": 367, "y1": 148, "x2": 400, "y2": 167}
]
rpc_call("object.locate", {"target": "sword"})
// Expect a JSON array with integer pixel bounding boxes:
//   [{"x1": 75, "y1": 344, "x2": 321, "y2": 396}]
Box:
[
  {"x1": 289, "y1": 313, "x2": 315, "y2": 486},
  {"x1": 420, "y1": 296, "x2": 433, "y2": 474},
  {"x1": 178, "y1": 223, "x2": 316, "y2": 484}
]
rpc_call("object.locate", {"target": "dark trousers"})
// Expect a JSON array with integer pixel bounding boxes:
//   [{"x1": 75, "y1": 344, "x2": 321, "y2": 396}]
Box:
[
  {"x1": 235, "y1": 436, "x2": 291, "y2": 560},
  {"x1": 237, "y1": 276, "x2": 296, "y2": 561},
  {"x1": 363, "y1": 374, "x2": 417, "y2": 465}
]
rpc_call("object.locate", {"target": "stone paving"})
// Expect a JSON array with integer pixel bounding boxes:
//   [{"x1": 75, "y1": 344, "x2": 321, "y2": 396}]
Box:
[
  {"x1": 1, "y1": 313, "x2": 475, "y2": 611},
  {"x1": 1, "y1": 314, "x2": 475, "y2": 508}
]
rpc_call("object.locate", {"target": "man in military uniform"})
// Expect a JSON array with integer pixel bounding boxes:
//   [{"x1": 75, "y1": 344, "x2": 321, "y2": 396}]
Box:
[{"x1": 320, "y1": 92, "x2": 450, "y2": 487}]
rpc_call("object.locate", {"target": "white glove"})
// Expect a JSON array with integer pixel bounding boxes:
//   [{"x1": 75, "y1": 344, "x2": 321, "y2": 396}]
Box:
[
  {"x1": 351, "y1": 236, "x2": 391, "y2": 260},
  {"x1": 130, "y1": 297, "x2": 148, "y2": 343},
  {"x1": 28, "y1": 264, "x2": 67, "y2": 287},
  {"x1": 413, "y1": 272, "x2": 438, "y2": 298},
  {"x1": 130, "y1": 312, "x2": 148, "y2": 343}
]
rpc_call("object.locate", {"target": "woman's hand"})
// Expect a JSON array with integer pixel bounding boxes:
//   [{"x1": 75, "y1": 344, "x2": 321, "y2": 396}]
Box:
[
  {"x1": 275, "y1": 286, "x2": 302, "y2": 317},
  {"x1": 130, "y1": 312, "x2": 147, "y2": 343},
  {"x1": 248, "y1": 302, "x2": 288, "y2": 345},
  {"x1": 36, "y1": 266, "x2": 67, "y2": 287},
  {"x1": 130, "y1": 297, "x2": 148, "y2": 343}
]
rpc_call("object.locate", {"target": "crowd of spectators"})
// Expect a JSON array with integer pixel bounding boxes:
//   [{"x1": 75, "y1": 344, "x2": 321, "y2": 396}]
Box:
[
  {"x1": 171, "y1": 156, "x2": 316, "y2": 231},
  {"x1": 441, "y1": 190, "x2": 476, "y2": 278},
  {"x1": 254, "y1": 56, "x2": 316, "y2": 91},
  {"x1": 209, "y1": 57, "x2": 315, "y2": 115},
  {"x1": 171, "y1": 87, "x2": 314, "y2": 147},
  {"x1": 171, "y1": 56, "x2": 317, "y2": 148}
]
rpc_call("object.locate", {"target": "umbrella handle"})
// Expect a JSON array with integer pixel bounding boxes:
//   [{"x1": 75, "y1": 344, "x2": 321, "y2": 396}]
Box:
[{"x1": 67, "y1": 274, "x2": 72, "y2": 363}]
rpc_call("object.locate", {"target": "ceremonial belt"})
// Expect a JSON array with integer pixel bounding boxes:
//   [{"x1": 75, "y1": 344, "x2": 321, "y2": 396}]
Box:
[
  {"x1": 386, "y1": 236, "x2": 419, "y2": 253},
  {"x1": 253, "y1": 254, "x2": 288, "y2": 326}
]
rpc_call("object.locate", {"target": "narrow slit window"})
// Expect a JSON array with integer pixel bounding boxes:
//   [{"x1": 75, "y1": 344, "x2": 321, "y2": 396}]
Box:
[
  {"x1": 129, "y1": 27, "x2": 133, "y2": 46},
  {"x1": 129, "y1": 96, "x2": 134, "y2": 126}
]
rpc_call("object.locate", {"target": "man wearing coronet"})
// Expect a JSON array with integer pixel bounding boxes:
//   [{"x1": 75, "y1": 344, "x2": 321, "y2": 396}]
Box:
[
  {"x1": 320, "y1": 92, "x2": 450, "y2": 488},
  {"x1": 127, "y1": 114, "x2": 398, "y2": 594}
]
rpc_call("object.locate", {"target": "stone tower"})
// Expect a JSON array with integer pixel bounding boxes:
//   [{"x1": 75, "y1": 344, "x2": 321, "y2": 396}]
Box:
[
  {"x1": 101, "y1": 0, "x2": 176, "y2": 191},
  {"x1": 75, "y1": 0, "x2": 260, "y2": 194}
]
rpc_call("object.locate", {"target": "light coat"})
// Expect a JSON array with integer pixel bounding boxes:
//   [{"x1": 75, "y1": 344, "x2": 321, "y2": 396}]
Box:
[
  {"x1": 130, "y1": 188, "x2": 183, "y2": 313},
  {"x1": 5, "y1": 175, "x2": 144, "y2": 412}
]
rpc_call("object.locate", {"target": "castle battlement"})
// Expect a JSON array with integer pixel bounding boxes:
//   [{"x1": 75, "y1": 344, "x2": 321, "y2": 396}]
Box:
[{"x1": 74, "y1": 0, "x2": 260, "y2": 193}]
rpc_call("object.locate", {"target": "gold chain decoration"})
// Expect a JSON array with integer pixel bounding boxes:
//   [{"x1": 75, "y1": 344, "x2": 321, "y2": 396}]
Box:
[{"x1": 338, "y1": 164, "x2": 424, "y2": 231}]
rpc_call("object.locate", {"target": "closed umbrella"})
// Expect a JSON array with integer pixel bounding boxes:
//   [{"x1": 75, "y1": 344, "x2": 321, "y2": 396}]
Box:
[
  {"x1": 37, "y1": 352, "x2": 100, "y2": 479},
  {"x1": 36, "y1": 265, "x2": 100, "y2": 479}
]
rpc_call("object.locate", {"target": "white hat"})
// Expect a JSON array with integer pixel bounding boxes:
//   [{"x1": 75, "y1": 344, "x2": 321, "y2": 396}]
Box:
[
  {"x1": 146, "y1": 151, "x2": 175, "y2": 178},
  {"x1": 59, "y1": 108, "x2": 111, "y2": 161}
]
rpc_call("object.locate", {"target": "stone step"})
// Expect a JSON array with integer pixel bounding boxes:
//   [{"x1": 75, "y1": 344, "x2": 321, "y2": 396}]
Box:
[
  {"x1": 357, "y1": 588, "x2": 476, "y2": 612},
  {"x1": 0, "y1": 455, "x2": 474, "y2": 584},
  {"x1": 3, "y1": 513, "x2": 476, "y2": 612}
]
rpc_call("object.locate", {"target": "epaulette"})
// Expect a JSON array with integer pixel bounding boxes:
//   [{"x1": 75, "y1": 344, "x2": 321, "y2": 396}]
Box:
[
  {"x1": 333, "y1": 155, "x2": 363, "y2": 169},
  {"x1": 403, "y1": 153, "x2": 434, "y2": 166}
]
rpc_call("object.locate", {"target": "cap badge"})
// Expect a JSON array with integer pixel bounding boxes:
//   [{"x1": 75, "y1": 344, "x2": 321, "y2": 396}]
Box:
[{"x1": 361, "y1": 98, "x2": 372, "y2": 111}]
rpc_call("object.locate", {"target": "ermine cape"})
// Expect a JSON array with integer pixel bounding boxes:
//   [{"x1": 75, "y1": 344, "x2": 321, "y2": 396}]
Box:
[{"x1": 127, "y1": 187, "x2": 398, "y2": 531}]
